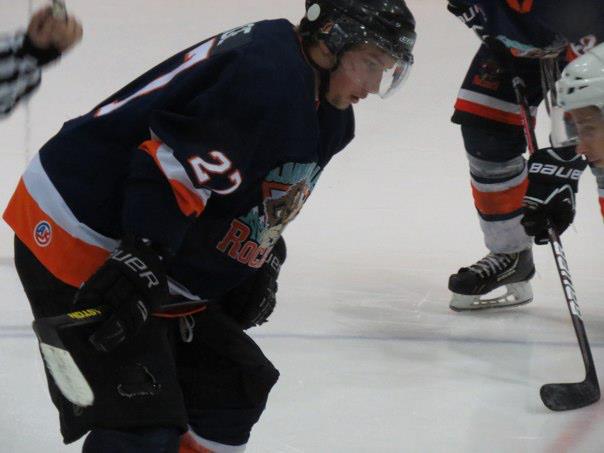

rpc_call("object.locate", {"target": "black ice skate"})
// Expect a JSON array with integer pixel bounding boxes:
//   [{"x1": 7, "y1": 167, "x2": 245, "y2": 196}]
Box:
[{"x1": 448, "y1": 249, "x2": 535, "y2": 311}]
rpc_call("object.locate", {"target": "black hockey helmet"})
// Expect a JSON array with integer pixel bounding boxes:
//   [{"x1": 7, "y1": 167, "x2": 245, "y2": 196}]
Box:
[
  {"x1": 300, "y1": 0, "x2": 416, "y2": 97},
  {"x1": 300, "y1": 0, "x2": 415, "y2": 60}
]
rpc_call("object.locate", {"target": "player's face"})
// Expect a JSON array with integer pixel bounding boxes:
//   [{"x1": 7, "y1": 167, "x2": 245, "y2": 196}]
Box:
[
  {"x1": 326, "y1": 63, "x2": 370, "y2": 109},
  {"x1": 325, "y1": 44, "x2": 398, "y2": 109},
  {"x1": 570, "y1": 106, "x2": 604, "y2": 167}
]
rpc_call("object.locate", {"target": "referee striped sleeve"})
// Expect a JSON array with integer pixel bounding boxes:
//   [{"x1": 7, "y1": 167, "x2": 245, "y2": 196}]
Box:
[{"x1": 0, "y1": 32, "x2": 42, "y2": 117}]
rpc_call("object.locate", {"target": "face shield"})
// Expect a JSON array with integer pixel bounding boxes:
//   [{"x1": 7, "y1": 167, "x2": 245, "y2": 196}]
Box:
[
  {"x1": 551, "y1": 104, "x2": 604, "y2": 147},
  {"x1": 550, "y1": 105, "x2": 579, "y2": 147},
  {"x1": 338, "y1": 43, "x2": 414, "y2": 99}
]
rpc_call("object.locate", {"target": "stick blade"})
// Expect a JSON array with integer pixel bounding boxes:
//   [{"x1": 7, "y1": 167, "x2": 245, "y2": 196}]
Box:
[
  {"x1": 540, "y1": 381, "x2": 600, "y2": 411},
  {"x1": 32, "y1": 313, "x2": 101, "y2": 407},
  {"x1": 39, "y1": 343, "x2": 95, "y2": 407}
]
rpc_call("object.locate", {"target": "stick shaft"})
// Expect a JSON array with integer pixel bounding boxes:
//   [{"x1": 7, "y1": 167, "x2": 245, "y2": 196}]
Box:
[
  {"x1": 513, "y1": 76, "x2": 599, "y2": 389},
  {"x1": 512, "y1": 76, "x2": 538, "y2": 155},
  {"x1": 547, "y1": 227, "x2": 598, "y2": 378}
]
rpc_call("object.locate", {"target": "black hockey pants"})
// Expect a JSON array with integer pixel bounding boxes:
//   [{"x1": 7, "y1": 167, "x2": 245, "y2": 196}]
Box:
[{"x1": 14, "y1": 236, "x2": 279, "y2": 449}]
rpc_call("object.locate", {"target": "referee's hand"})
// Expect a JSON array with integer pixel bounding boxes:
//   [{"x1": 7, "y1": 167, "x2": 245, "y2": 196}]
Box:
[{"x1": 27, "y1": 5, "x2": 83, "y2": 53}]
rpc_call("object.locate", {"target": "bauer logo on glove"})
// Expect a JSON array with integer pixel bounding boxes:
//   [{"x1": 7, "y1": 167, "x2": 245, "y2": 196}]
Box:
[
  {"x1": 521, "y1": 146, "x2": 587, "y2": 244},
  {"x1": 528, "y1": 162, "x2": 583, "y2": 180}
]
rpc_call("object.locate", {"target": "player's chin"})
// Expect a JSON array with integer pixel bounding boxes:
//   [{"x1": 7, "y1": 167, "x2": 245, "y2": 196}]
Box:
[
  {"x1": 327, "y1": 100, "x2": 350, "y2": 110},
  {"x1": 587, "y1": 156, "x2": 603, "y2": 167},
  {"x1": 350, "y1": 95, "x2": 362, "y2": 105},
  {"x1": 592, "y1": 159, "x2": 604, "y2": 168},
  {"x1": 325, "y1": 93, "x2": 354, "y2": 110}
]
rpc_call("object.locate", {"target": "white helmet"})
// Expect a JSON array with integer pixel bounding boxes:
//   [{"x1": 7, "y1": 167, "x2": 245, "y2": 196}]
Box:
[
  {"x1": 556, "y1": 43, "x2": 604, "y2": 111},
  {"x1": 551, "y1": 43, "x2": 604, "y2": 147}
]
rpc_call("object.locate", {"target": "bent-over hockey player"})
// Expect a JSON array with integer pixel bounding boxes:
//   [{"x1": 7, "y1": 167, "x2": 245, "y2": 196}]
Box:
[
  {"x1": 3, "y1": 1, "x2": 416, "y2": 451},
  {"x1": 554, "y1": 42, "x2": 604, "y2": 219},
  {"x1": 446, "y1": 0, "x2": 603, "y2": 311},
  {"x1": 0, "y1": 3, "x2": 82, "y2": 118}
]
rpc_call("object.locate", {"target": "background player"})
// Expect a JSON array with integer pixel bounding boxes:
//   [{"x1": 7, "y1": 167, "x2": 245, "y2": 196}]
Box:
[
  {"x1": 445, "y1": 0, "x2": 603, "y2": 311},
  {"x1": 3, "y1": 1, "x2": 416, "y2": 451},
  {"x1": 0, "y1": 2, "x2": 82, "y2": 118},
  {"x1": 554, "y1": 42, "x2": 604, "y2": 217}
]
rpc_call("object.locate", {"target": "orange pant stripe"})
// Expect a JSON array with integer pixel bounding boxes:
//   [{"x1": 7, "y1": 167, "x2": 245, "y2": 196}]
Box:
[{"x1": 471, "y1": 178, "x2": 529, "y2": 216}]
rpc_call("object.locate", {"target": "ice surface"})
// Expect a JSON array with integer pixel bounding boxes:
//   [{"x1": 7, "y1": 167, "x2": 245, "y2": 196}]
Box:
[{"x1": 0, "y1": 1, "x2": 602, "y2": 452}]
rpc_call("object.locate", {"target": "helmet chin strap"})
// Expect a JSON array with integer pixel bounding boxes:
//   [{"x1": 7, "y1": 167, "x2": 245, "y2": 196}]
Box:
[
  {"x1": 302, "y1": 34, "x2": 342, "y2": 101},
  {"x1": 316, "y1": 65, "x2": 332, "y2": 101}
]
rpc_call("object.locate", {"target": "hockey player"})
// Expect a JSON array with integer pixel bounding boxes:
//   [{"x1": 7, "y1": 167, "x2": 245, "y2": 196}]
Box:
[
  {"x1": 0, "y1": 2, "x2": 82, "y2": 118},
  {"x1": 3, "y1": 1, "x2": 416, "y2": 452},
  {"x1": 446, "y1": 0, "x2": 603, "y2": 311},
  {"x1": 554, "y1": 42, "x2": 604, "y2": 218}
]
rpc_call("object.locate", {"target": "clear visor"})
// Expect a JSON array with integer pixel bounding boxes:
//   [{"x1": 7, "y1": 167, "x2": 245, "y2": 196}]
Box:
[
  {"x1": 551, "y1": 104, "x2": 604, "y2": 147},
  {"x1": 339, "y1": 44, "x2": 414, "y2": 99},
  {"x1": 550, "y1": 105, "x2": 579, "y2": 147}
]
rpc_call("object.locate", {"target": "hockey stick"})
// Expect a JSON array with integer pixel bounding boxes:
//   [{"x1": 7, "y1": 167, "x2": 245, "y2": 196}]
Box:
[
  {"x1": 512, "y1": 77, "x2": 601, "y2": 411},
  {"x1": 540, "y1": 227, "x2": 600, "y2": 410},
  {"x1": 33, "y1": 299, "x2": 207, "y2": 407}
]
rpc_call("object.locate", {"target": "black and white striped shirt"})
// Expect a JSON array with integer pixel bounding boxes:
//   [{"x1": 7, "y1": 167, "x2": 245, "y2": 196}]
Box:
[{"x1": 0, "y1": 32, "x2": 59, "y2": 118}]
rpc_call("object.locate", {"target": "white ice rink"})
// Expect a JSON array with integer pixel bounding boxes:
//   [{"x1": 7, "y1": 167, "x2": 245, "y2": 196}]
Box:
[{"x1": 1, "y1": 1, "x2": 603, "y2": 452}]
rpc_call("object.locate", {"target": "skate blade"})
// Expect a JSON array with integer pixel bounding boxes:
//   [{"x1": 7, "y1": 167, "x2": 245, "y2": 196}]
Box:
[{"x1": 449, "y1": 282, "x2": 533, "y2": 312}]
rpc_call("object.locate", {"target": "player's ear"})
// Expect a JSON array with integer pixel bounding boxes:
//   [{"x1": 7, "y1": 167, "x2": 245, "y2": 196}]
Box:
[
  {"x1": 318, "y1": 22, "x2": 338, "y2": 58},
  {"x1": 317, "y1": 40, "x2": 335, "y2": 61}
]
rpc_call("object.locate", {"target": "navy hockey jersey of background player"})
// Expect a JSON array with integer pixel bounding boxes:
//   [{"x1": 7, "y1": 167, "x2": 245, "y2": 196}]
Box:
[
  {"x1": 451, "y1": 0, "x2": 604, "y2": 59},
  {"x1": 447, "y1": 0, "x2": 604, "y2": 243},
  {"x1": 3, "y1": 19, "x2": 354, "y2": 298}
]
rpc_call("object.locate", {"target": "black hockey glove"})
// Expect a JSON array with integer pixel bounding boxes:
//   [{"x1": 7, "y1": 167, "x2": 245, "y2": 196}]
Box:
[
  {"x1": 447, "y1": 1, "x2": 489, "y2": 42},
  {"x1": 221, "y1": 237, "x2": 286, "y2": 330},
  {"x1": 521, "y1": 147, "x2": 587, "y2": 245},
  {"x1": 447, "y1": 1, "x2": 514, "y2": 67},
  {"x1": 74, "y1": 238, "x2": 169, "y2": 352}
]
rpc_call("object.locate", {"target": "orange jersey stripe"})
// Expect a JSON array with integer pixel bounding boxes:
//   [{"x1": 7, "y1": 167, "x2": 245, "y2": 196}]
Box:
[
  {"x1": 139, "y1": 140, "x2": 207, "y2": 217},
  {"x1": 179, "y1": 432, "x2": 214, "y2": 453},
  {"x1": 3, "y1": 178, "x2": 109, "y2": 287},
  {"x1": 455, "y1": 98, "x2": 526, "y2": 126},
  {"x1": 599, "y1": 197, "x2": 604, "y2": 220},
  {"x1": 471, "y1": 178, "x2": 529, "y2": 216}
]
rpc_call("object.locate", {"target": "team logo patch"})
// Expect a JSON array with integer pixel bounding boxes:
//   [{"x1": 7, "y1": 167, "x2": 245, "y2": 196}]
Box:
[
  {"x1": 505, "y1": 0, "x2": 533, "y2": 14},
  {"x1": 34, "y1": 221, "x2": 52, "y2": 247},
  {"x1": 216, "y1": 162, "x2": 322, "y2": 268}
]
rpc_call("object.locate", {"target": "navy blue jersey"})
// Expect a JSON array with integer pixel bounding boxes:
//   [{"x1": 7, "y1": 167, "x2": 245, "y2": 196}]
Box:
[
  {"x1": 4, "y1": 19, "x2": 355, "y2": 298},
  {"x1": 450, "y1": 0, "x2": 604, "y2": 131},
  {"x1": 452, "y1": 0, "x2": 604, "y2": 58}
]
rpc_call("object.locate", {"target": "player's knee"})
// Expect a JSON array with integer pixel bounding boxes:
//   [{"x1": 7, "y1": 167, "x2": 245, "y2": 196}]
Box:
[
  {"x1": 83, "y1": 427, "x2": 181, "y2": 453},
  {"x1": 467, "y1": 152, "x2": 525, "y2": 182},
  {"x1": 187, "y1": 361, "x2": 279, "y2": 447},
  {"x1": 461, "y1": 124, "x2": 526, "y2": 162},
  {"x1": 246, "y1": 359, "x2": 280, "y2": 405}
]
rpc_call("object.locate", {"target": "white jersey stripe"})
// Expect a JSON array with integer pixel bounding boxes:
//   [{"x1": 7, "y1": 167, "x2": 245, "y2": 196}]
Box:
[
  {"x1": 155, "y1": 142, "x2": 212, "y2": 205},
  {"x1": 458, "y1": 88, "x2": 538, "y2": 116},
  {"x1": 23, "y1": 154, "x2": 119, "y2": 251}
]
